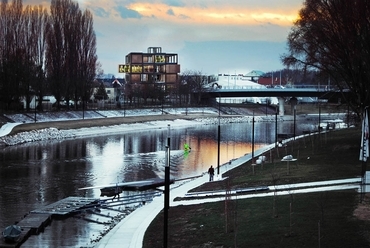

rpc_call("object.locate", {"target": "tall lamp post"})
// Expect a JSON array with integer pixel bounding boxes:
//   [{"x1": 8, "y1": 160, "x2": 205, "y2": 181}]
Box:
[
  {"x1": 82, "y1": 81, "x2": 85, "y2": 120},
  {"x1": 34, "y1": 97, "x2": 37, "y2": 123},
  {"x1": 275, "y1": 106, "x2": 278, "y2": 147},
  {"x1": 164, "y1": 124, "x2": 170, "y2": 248},
  {"x1": 251, "y1": 111, "x2": 255, "y2": 164},
  {"x1": 217, "y1": 96, "x2": 221, "y2": 175},
  {"x1": 293, "y1": 108, "x2": 296, "y2": 140}
]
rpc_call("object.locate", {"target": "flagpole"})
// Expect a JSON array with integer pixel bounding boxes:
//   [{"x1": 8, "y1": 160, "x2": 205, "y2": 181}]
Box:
[{"x1": 360, "y1": 107, "x2": 369, "y2": 202}]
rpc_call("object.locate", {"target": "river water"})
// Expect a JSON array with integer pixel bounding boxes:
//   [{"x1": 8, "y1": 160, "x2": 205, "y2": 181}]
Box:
[{"x1": 0, "y1": 117, "x2": 328, "y2": 246}]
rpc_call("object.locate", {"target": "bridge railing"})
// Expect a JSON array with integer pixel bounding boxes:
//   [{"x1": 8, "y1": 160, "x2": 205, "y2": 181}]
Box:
[{"x1": 206, "y1": 85, "x2": 336, "y2": 92}]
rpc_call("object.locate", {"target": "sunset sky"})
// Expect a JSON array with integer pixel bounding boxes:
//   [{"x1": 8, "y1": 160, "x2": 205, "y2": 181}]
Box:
[{"x1": 24, "y1": 0, "x2": 304, "y2": 77}]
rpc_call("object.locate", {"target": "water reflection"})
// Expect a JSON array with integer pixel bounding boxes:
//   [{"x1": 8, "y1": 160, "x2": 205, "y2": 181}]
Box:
[{"x1": 0, "y1": 119, "x2": 319, "y2": 246}]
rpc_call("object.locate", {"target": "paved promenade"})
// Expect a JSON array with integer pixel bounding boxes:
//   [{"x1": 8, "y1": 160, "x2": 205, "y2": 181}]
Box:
[
  {"x1": 95, "y1": 172, "x2": 210, "y2": 248},
  {"x1": 95, "y1": 144, "x2": 275, "y2": 248}
]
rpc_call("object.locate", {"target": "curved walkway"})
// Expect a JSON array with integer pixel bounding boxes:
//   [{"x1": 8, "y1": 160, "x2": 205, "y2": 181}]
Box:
[{"x1": 0, "y1": 123, "x2": 21, "y2": 137}]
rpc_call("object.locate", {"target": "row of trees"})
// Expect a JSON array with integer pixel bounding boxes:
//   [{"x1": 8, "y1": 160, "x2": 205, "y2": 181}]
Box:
[
  {"x1": 120, "y1": 70, "x2": 216, "y2": 107},
  {"x1": 0, "y1": 0, "x2": 98, "y2": 111}
]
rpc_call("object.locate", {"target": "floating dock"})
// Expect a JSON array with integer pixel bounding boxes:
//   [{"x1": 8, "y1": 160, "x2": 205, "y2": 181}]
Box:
[{"x1": 0, "y1": 197, "x2": 98, "y2": 248}]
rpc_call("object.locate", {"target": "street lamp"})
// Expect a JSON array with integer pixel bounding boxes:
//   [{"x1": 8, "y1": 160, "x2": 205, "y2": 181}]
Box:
[
  {"x1": 34, "y1": 97, "x2": 37, "y2": 123},
  {"x1": 275, "y1": 106, "x2": 278, "y2": 148},
  {"x1": 252, "y1": 111, "x2": 255, "y2": 164},
  {"x1": 217, "y1": 95, "x2": 221, "y2": 175},
  {"x1": 163, "y1": 124, "x2": 170, "y2": 248}
]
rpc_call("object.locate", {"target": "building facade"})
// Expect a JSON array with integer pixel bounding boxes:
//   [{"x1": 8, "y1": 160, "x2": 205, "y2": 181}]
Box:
[{"x1": 119, "y1": 47, "x2": 180, "y2": 85}]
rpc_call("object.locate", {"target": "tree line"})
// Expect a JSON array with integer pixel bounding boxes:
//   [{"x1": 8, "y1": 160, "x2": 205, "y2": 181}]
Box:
[
  {"x1": 0, "y1": 0, "x2": 97, "y2": 111},
  {"x1": 120, "y1": 70, "x2": 217, "y2": 107}
]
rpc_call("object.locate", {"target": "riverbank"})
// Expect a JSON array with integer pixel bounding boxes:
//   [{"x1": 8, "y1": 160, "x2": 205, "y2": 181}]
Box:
[
  {"x1": 0, "y1": 107, "x2": 219, "y2": 145},
  {"x1": 143, "y1": 127, "x2": 370, "y2": 247},
  {"x1": 0, "y1": 106, "x2": 348, "y2": 146}
]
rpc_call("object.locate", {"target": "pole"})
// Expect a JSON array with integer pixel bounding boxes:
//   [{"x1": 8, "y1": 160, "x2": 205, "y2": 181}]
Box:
[
  {"x1": 82, "y1": 98, "x2": 85, "y2": 120},
  {"x1": 275, "y1": 106, "x2": 278, "y2": 147},
  {"x1": 82, "y1": 82, "x2": 85, "y2": 120},
  {"x1": 164, "y1": 124, "x2": 170, "y2": 248},
  {"x1": 34, "y1": 98, "x2": 37, "y2": 123},
  {"x1": 252, "y1": 111, "x2": 255, "y2": 164},
  {"x1": 360, "y1": 107, "x2": 368, "y2": 202},
  {"x1": 217, "y1": 96, "x2": 221, "y2": 175},
  {"x1": 293, "y1": 108, "x2": 296, "y2": 140},
  {"x1": 217, "y1": 121, "x2": 220, "y2": 176},
  {"x1": 318, "y1": 104, "x2": 321, "y2": 145}
]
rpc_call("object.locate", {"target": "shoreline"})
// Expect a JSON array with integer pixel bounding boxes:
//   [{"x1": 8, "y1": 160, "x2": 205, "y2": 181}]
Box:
[
  {"x1": 0, "y1": 104, "x2": 349, "y2": 147},
  {"x1": 0, "y1": 111, "x2": 348, "y2": 147}
]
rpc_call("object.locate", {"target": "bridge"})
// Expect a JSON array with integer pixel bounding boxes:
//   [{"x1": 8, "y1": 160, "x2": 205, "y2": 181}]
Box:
[
  {"x1": 196, "y1": 86, "x2": 351, "y2": 115},
  {"x1": 204, "y1": 86, "x2": 345, "y2": 98}
]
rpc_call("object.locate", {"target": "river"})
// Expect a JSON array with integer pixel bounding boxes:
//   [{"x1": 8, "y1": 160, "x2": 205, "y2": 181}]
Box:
[{"x1": 0, "y1": 116, "x2": 337, "y2": 246}]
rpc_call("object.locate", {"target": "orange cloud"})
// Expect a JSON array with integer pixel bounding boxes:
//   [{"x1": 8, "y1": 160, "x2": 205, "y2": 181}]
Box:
[{"x1": 127, "y1": 2, "x2": 298, "y2": 26}]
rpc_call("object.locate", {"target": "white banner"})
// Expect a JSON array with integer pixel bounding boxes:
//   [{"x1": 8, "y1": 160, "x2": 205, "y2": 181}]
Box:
[{"x1": 360, "y1": 108, "x2": 369, "y2": 162}]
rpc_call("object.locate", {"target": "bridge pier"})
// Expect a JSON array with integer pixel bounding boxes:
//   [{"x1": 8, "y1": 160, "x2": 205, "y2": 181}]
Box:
[{"x1": 278, "y1": 97, "x2": 285, "y2": 116}]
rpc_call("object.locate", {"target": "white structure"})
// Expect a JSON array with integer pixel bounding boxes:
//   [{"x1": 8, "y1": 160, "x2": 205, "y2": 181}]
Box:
[
  {"x1": 213, "y1": 74, "x2": 278, "y2": 105},
  {"x1": 23, "y1": 95, "x2": 56, "y2": 110}
]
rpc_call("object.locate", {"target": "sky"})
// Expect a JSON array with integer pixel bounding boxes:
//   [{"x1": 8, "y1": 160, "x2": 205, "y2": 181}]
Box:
[{"x1": 24, "y1": 0, "x2": 304, "y2": 77}]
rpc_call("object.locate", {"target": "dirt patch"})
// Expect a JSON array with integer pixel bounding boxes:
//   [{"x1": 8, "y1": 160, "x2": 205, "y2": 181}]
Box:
[{"x1": 354, "y1": 194, "x2": 370, "y2": 221}]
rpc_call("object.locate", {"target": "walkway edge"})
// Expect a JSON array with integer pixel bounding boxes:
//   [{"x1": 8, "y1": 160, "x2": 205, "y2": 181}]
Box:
[{"x1": 0, "y1": 123, "x2": 21, "y2": 137}]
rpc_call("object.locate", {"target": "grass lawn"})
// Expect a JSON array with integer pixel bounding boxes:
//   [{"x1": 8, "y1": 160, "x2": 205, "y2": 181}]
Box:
[{"x1": 143, "y1": 127, "x2": 370, "y2": 247}]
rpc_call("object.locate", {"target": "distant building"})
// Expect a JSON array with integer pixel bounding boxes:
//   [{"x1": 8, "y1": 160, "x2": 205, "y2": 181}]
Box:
[
  {"x1": 118, "y1": 47, "x2": 180, "y2": 103},
  {"x1": 119, "y1": 47, "x2": 180, "y2": 85},
  {"x1": 257, "y1": 72, "x2": 286, "y2": 87},
  {"x1": 213, "y1": 72, "x2": 279, "y2": 105},
  {"x1": 96, "y1": 73, "x2": 116, "y2": 80},
  {"x1": 244, "y1": 70, "x2": 266, "y2": 82},
  {"x1": 93, "y1": 78, "x2": 125, "y2": 102}
]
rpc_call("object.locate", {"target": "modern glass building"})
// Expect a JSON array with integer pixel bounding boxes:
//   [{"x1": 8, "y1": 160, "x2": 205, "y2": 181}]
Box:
[{"x1": 119, "y1": 47, "x2": 180, "y2": 85}]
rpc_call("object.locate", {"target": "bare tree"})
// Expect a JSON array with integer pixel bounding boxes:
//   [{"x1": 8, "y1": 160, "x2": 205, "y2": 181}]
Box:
[
  {"x1": 1, "y1": 1, "x2": 16, "y2": 109},
  {"x1": 46, "y1": 0, "x2": 97, "y2": 110},
  {"x1": 46, "y1": 0, "x2": 68, "y2": 108},
  {"x1": 76, "y1": 9, "x2": 97, "y2": 109},
  {"x1": 282, "y1": 0, "x2": 370, "y2": 114},
  {"x1": 180, "y1": 70, "x2": 216, "y2": 105},
  {"x1": 22, "y1": 5, "x2": 49, "y2": 111},
  {"x1": 32, "y1": 5, "x2": 49, "y2": 111},
  {"x1": 0, "y1": 1, "x2": 49, "y2": 111}
]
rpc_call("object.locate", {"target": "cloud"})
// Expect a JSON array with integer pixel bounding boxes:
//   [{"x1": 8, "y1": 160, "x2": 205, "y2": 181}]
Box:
[
  {"x1": 116, "y1": 5, "x2": 143, "y2": 19},
  {"x1": 166, "y1": 8, "x2": 175, "y2": 16},
  {"x1": 20, "y1": 0, "x2": 304, "y2": 76},
  {"x1": 162, "y1": 0, "x2": 186, "y2": 7},
  {"x1": 92, "y1": 6, "x2": 110, "y2": 18}
]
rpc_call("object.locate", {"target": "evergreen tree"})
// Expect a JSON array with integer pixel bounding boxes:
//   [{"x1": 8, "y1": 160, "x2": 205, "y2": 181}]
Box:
[{"x1": 94, "y1": 82, "x2": 108, "y2": 100}]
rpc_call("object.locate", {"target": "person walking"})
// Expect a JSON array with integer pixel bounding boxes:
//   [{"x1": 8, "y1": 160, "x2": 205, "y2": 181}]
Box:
[{"x1": 208, "y1": 165, "x2": 215, "y2": 181}]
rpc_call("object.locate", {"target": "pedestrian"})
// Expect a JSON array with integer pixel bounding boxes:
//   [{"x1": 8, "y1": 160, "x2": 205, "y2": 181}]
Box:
[{"x1": 208, "y1": 165, "x2": 215, "y2": 181}]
